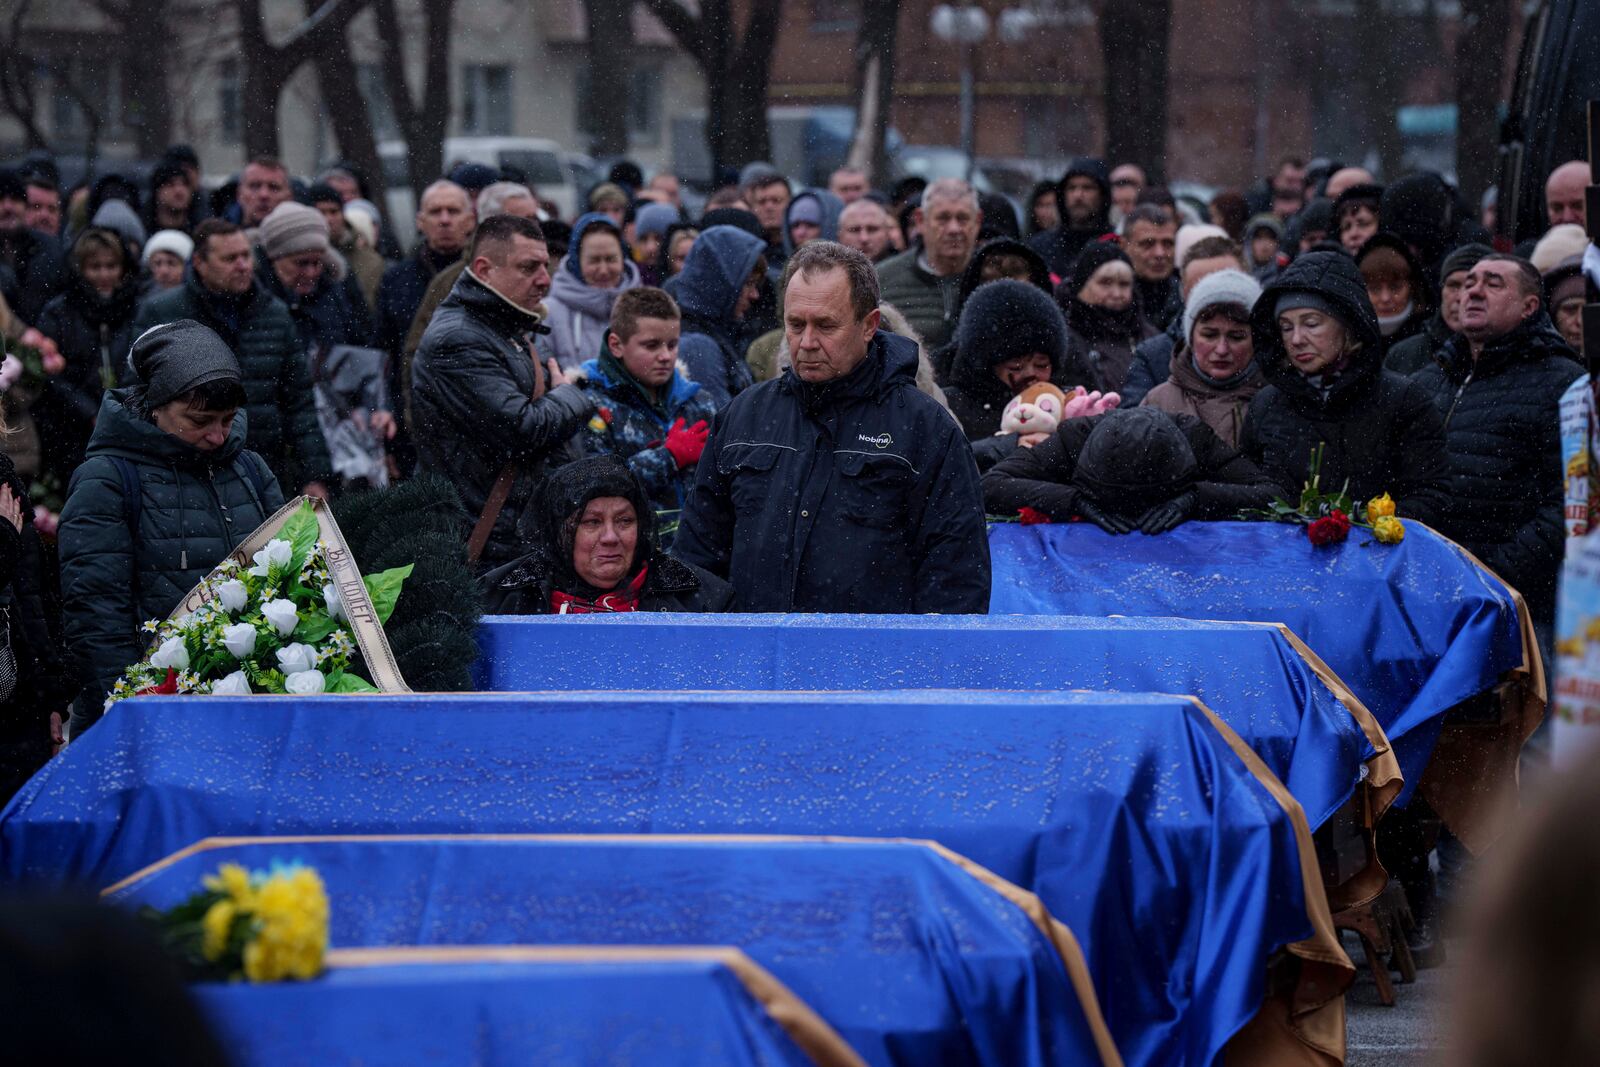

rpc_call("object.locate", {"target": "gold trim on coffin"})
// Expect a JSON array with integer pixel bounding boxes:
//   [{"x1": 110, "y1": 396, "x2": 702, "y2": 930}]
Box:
[{"x1": 105, "y1": 832, "x2": 1125, "y2": 1067}]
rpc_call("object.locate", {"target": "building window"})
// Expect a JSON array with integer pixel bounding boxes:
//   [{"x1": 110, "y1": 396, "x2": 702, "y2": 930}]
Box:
[
  {"x1": 219, "y1": 59, "x2": 241, "y2": 144},
  {"x1": 461, "y1": 64, "x2": 513, "y2": 136},
  {"x1": 357, "y1": 64, "x2": 400, "y2": 141},
  {"x1": 576, "y1": 63, "x2": 663, "y2": 147},
  {"x1": 810, "y1": 0, "x2": 858, "y2": 32}
]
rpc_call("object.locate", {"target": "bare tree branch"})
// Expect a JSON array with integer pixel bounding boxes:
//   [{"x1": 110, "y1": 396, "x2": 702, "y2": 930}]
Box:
[{"x1": 635, "y1": 0, "x2": 705, "y2": 64}]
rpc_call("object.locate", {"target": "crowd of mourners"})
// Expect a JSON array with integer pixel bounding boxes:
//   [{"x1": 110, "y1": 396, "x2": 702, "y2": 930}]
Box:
[{"x1": 0, "y1": 144, "x2": 1590, "y2": 844}]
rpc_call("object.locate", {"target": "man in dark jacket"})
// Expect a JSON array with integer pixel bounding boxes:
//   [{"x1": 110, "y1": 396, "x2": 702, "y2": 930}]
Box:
[
  {"x1": 983, "y1": 407, "x2": 1277, "y2": 533},
  {"x1": 1027, "y1": 158, "x2": 1114, "y2": 279},
  {"x1": 1386, "y1": 243, "x2": 1490, "y2": 377},
  {"x1": 1121, "y1": 235, "x2": 1246, "y2": 407},
  {"x1": 1122, "y1": 204, "x2": 1182, "y2": 332},
  {"x1": 411, "y1": 215, "x2": 595, "y2": 571},
  {"x1": 675, "y1": 241, "x2": 990, "y2": 613},
  {"x1": 664, "y1": 224, "x2": 767, "y2": 410},
  {"x1": 0, "y1": 169, "x2": 67, "y2": 324},
  {"x1": 1413, "y1": 255, "x2": 1583, "y2": 626},
  {"x1": 133, "y1": 219, "x2": 331, "y2": 495},
  {"x1": 483, "y1": 455, "x2": 732, "y2": 614},
  {"x1": 255, "y1": 202, "x2": 373, "y2": 356}
]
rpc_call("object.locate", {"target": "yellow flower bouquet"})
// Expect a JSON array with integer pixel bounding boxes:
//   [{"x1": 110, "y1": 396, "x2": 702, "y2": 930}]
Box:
[{"x1": 145, "y1": 862, "x2": 329, "y2": 982}]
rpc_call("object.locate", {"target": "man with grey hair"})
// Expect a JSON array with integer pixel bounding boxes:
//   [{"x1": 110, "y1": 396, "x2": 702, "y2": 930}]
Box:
[
  {"x1": 476, "y1": 181, "x2": 540, "y2": 222},
  {"x1": 675, "y1": 239, "x2": 990, "y2": 613},
  {"x1": 375, "y1": 179, "x2": 476, "y2": 471},
  {"x1": 874, "y1": 177, "x2": 982, "y2": 348}
]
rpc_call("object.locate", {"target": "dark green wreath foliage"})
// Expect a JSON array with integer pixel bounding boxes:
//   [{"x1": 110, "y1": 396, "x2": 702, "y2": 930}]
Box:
[{"x1": 332, "y1": 475, "x2": 483, "y2": 692}]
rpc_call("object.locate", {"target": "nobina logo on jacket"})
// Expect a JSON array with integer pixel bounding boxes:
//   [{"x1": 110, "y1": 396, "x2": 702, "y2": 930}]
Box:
[{"x1": 858, "y1": 433, "x2": 893, "y2": 450}]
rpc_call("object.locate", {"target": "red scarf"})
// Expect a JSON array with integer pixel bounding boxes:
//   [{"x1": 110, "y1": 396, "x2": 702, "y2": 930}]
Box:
[{"x1": 549, "y1": 564, "x2": 649, "y2": 614}]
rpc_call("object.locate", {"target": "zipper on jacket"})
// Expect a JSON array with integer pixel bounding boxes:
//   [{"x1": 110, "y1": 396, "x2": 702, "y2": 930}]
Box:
[{"x1": 1443, "y1": 370, "x2": 1474, "y2": 430}]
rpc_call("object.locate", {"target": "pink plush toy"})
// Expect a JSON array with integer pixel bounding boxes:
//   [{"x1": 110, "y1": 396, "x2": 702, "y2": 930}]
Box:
[{"x1": 998, "y1": 384, "x2": 1121, "y2": 436}]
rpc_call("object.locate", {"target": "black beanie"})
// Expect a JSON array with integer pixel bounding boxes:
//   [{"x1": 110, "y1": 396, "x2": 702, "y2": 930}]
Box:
[
  {"x1": 1072, "y1": 408, "x2": 1199, "y2": 511},
  {"x1": 698, "y1": 208, "x2": 765, "y2": 242},
  {"x1": 1439, "y1": 242, "x2": 1493, "y2": 284},
  {"x1": 128, "y1": 320, "x2": 242, "y2": 409},
  {"x1": 954, "y1": 279, "x2": 1068, "y2": 374},
  {"x1": 1063, "y1": 239, "x2": 1130, "y2": 297}
]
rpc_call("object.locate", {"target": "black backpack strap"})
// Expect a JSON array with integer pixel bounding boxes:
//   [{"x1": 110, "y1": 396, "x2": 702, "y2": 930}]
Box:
[{"x1": 234, "y1": 453, "x2": 269, "y2": 509}]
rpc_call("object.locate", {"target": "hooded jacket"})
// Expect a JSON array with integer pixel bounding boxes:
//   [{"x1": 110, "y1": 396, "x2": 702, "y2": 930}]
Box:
[
  {"x1": 1412, "y1": 311, "x2": 1582, "y2": 620},
  {"x1": 674, "y1": 330, "x2": 990, "y2": 613},
  {"x1": 664, "y1": 225, "x2": 767, "y2": 409},
  {"x1": 1240, "y1": 251, "x2": 1450, "y2": 527},
  {"x1": 132, "y1": 269, "x2": 332, "y2": 490},
  {"x1": 575, "y1": 351, "x2": 718, "y2": 517},
  {"x1": 1026, "y1": 158, "x2": 1114, "y2": 278},
  {"x1": 781, "y1": 190, "x2": 844, "y2": 257},
  {"x1": 58, "y1": 391, "x2": 284, "y2": 717},
  {"x1": 929, "y1": 237, "x2": 1054, "y2": 383},
  {"x1": 541, "y1": 214, "x2": 643, "y2": 371},
  {"x1": 983, "y1": 408, "x2": 1277, "y2": 521},
  {"x1": 411, "y1": 268, "x2": 596, "y2": 570},
  {"x1": 1141, "y1": 341, "x2": 1265, "y2": 449},
  {"x1": 942, "y1": 279, "x2": 1069, "y2": 441},
  {"x1": 482, "y1": 454, "x2": 732, "y2": 615}
]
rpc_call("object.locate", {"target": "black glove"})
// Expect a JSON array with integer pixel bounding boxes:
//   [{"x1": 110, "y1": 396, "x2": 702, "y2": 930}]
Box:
[
  {"x1": 1077, "y1": 496, "x2": 1134, "y2": 534},
  {"x1": 1137, "y1": 491, "x2": 1197, "y2": 535}
]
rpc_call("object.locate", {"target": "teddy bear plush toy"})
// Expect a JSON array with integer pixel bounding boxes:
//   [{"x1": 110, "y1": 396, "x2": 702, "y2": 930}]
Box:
[{"x1": 998, "y1": 383, "x2": 1121, "y2": 436}]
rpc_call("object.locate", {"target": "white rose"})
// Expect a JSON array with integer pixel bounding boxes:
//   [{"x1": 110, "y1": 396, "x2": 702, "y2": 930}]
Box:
[
  {"x1": 212, "y1": 671, "x2": 253, "y2": 696},
  {"x1": 248, "y1": 538, "x2": 295, "y2": 578},
  {"x1": 222, "y1": 622, "x2": 258, "y2": 659},
  {"x1": 217, "y1": 579, "x2": 249, "y2": 614},
  {"x1": 148, "y1": 636, "x2": 190, "y2": 671},
  {"x1": 284, "y1": 669, "x2": 325, "y2": 695},
  {"x1": 275, "y1": 642, "x2": 317, "y2": 676},
  {"x1": 322, "y1": 583, "x2": 346, "y2": 622},
  {"x1": 261, "y1": 598, "x2": 299, "y2": 637}
]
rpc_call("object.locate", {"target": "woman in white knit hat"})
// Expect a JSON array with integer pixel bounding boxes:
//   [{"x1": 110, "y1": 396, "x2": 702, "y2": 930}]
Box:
[
  {"x1": 141, "y1": 229, "x2": 193, "y2": 294},
  {"x1": 1140, "y1": 268, "x2": 1264, "y2": 448}
]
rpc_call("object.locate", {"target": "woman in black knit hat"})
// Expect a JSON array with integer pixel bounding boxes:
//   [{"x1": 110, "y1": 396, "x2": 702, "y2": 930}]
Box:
[{"x1": 1055, "y1": 239, "x2": 1157, "y2": 393}]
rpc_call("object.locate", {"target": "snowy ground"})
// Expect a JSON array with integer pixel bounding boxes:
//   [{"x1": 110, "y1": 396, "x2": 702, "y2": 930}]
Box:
[{"x1": 1343, "y1": 935, "x2": 1451, "y2": 1067}]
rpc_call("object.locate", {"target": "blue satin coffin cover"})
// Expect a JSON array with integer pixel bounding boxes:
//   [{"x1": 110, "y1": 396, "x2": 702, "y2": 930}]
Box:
[
  {"x1": 1, "y1": 691, "x2": 1346, "y2": 1067},
  {"x1": 987, "y1": 520, "x2": 1536, "y2": 800},
  {"x1": 474, "y1": 613, "x2": 1398, "y2": 831},
  {"x1": 106, "y1": 835, "x2": 1121, "y2": 1067},
  {"x1": 190, "y1": 948, "x2": 857, "y2": 1067}
]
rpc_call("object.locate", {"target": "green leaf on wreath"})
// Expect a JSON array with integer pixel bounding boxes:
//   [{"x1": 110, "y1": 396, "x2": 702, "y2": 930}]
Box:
[
  {"x1": 279, "y1": 500, "x2": 320, "y2": 574},
  {"x1": 325, "y1": 672, "x2": 379, "y2": 694},
  {"x1": 364, "y1": 564, "x2": 413, "y2": 625},
  {"x1": 293, "y1": 614, "x2": 339, "y2": 645}
]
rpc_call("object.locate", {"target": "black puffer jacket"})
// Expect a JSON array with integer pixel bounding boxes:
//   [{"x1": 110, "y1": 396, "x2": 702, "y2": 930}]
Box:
[
  {"x1": 674, "y1": 331, "x2": 990, "y2": 613},
  {"x1": 1412, "y1": 312, "x2": 1582, "y2": 620},
  {"x1": 0, "y1": 228, "x2": 68, "y2": 324},
  {"x1": 983, "y1": 408, "x2": 1278, "y2": 521},
  {"x1": 1384, "y1": 312, "x2": 1453, "y2": 377},
  {"x1": 1241, "y1": 252, "x2": 1450, "y2": 527},
  {"x1": 410, "y1": 269, "x2": 595, "y2": 570},
  {"x1": 57, "y1": 391, "x2": 285, "y2": 722},
  {"x1": 33, "y1": 275, "x2": 142, "y2": 477},
  {"x1": 482, "y1": 455, "x2": 733, "y2": 615},
  {"x1": 258, "y1": 257, "x2": 373, "y2": 355},
  {"x1": 132, "y1": 270, "x2": 331, "y2": 490}
]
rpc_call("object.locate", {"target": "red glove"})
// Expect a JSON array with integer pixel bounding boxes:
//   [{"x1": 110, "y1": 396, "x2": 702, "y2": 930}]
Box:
[
  {"x1": 1017, "y1": 506, "x2": 1052, "y2": 525},
  {"x1": 664, "y1": 418, "x2": 709, "y2": 468}
]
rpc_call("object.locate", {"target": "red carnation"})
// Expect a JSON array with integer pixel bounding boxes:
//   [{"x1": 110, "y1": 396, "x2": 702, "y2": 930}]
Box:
[
  {"x1": 1017, "y1": 506, "x2": 1052, "y2": 525},
  {"x1": 597, "y1": 407, "x2": 613, "y2": 424},
  {"x1": 135, "y1": 668, "x2": 180, "y2": 697},
  {"x1": 1306, "y1": 509, "x2": 1351, "y2": 547}
]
